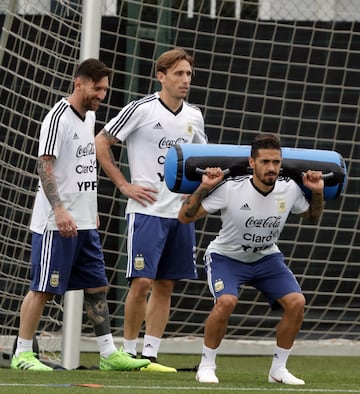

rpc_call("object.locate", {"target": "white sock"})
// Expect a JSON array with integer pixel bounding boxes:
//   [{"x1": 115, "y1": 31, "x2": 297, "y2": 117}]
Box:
[
  {"x1": 199, "y1": 344, "x2": 219, "y2": 369},
  {"x1": 142, "y1": 335, "x2": 161, "y2": 359},
  {"x1": 15, "y1": 337, "x2": 33, "y2": 357},
  {"x1": 270, "y1": 345, "x2": 291, "y2": 372},
  {"x1": 123, "y1": 338, "x2": 138, "y2": 357},
  {"x1": 96, "y1": 334, "x2": 117, "y2": 358}
]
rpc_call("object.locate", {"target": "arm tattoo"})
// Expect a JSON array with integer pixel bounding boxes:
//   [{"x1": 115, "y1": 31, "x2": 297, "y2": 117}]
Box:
[
  {"x1": 308, "y1": 192, "x2": 324, "y2": 221},
  {"x1": 37, "y1": 156, "x2": 62, "y2": 209},
  {"x1": 101, "y1": 129, "x2": 116, "y2": 142},
  {"x1": 303, "y1": 191, "x2": 324, "y2": 223},
  {"x1": 100, "y1": 130, "x2": 118, "y2": 167},
  {"x1": 184, "y1": 188, "x2": 209, "y2": 218}
]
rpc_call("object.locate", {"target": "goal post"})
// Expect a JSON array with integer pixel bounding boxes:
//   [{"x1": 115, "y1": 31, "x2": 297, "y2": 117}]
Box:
[{"x1": 0, "y1": 0, "x2": 359, "y2": 366}]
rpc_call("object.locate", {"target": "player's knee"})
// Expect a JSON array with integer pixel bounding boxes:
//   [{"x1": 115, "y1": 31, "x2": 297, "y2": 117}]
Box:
[
  {"x1": 293, "y1": 293, "x2": 306, "y2": 312},
  {"x1": 215, "y1": 294, "x2": 238, "y2": 316},
  {"x1": 29, "y1": 290, "x2": 54, "y2": 304},
  {"x1": 282, "y1": 293, "x2": 305, "y2": 318},
  {"x1": 129, "y1": 277, "x2": 153, "y2": 297}
]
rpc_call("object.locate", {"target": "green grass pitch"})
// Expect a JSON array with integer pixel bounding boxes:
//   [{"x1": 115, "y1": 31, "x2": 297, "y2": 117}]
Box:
[{"x1": 0, "y1": 353, "x2": 359, "y2": 393}]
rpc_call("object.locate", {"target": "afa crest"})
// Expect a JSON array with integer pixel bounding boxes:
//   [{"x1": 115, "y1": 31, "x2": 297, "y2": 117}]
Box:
[
  {"x1": 186, "y1": 123, "x2": 193, "y2": 136},
  {"x1": 277, "y1": 198, "x2": 286, "y2": 213},
  {"x1": 134, "y1": 254, "x2": 145, "y2": 270},
  {"x1": 50, "y1": 271, "x2": 59, "y2": 287},
  {"x1": 214, "y1": 279, "x2": 224, "y2": 292}
]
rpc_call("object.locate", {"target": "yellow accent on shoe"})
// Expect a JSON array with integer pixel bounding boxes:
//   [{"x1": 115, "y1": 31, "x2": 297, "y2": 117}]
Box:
[
  {"x1": 10, "y1": 352, "x2": 53, "y2": 371},
  {"x1": 99, "y1": 350, "x2": 150, "y2": 371},
  {"x1": 140, "y1": 362, "x2": 177, "y2": 372}
]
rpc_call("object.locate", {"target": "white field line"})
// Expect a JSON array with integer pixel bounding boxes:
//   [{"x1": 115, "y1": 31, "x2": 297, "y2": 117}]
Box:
[{"x1": 0, "y1": 384, "x2": 360, "y2": 392}]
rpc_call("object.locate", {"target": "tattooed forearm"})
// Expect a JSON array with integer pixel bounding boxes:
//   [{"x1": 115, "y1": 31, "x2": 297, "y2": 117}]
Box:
[
  {"x1": 184, "y1": 187, "x2": 209, "y2": 218},
  {"x1": 37, "y1": 156, "x2": 63, "y2": 209},
  {"x1": 99, "y1": 130, "x2": 117, "y2": 165},
  {"x1": 303, "y1": 191, "x2": 324, "y2": 223},
  {"x1": 308, "y1": 191, "x2": 324, "y2": 222}
]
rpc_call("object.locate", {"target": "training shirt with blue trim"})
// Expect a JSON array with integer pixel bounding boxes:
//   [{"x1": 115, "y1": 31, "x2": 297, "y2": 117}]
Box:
[
  {"x1": 30, "y1": 98, "x2": 98, "y2": 234},
  {"x1": 104, "y1": 91, "x2": 207, "y2": 218},
  {"x1": 202, "y1": 176, "x2": 310, "y2": 263}
]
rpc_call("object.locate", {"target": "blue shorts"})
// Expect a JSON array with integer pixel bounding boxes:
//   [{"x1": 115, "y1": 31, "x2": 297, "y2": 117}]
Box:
[
  {"x1": 31, "y1": 229, "x2": 109, "y2": 295},
  {"x1": 204, "y1": 252, "x2": 302, "y2": 309},
  {"x1": 126, "y1": 213, "x2": 198, "y2": 280}
]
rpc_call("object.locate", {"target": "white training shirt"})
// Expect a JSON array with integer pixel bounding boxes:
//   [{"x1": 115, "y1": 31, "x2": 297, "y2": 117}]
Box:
[
  {"x1": 202, "y1": 176, "x2": 310, "y2": 263},
  {"x1": 104, "y1": 92, "x2": 207, "y2": 218},
  {"x1": 30, "y1": 98, "x2": 98, "y2": 234}
]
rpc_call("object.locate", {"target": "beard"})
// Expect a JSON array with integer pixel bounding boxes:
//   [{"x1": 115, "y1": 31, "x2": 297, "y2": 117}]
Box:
[
  {"x1": 260, "y1": 172, "x2": 278, "y2": 187},
  {"x1": 85, "y1": 97, "x2": 101, "y2": 111}
]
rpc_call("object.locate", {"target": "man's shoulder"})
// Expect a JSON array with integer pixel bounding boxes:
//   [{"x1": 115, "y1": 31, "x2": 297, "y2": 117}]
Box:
[
  {"x1": 42, "y1": 98, "x2": 70, "y2": 124},
  {"x1": 210, "y1": 175, "x2": 250, "y2": 194},
  {"x1": 277, "y1": 177, "x2": 299, "y2": 189},
  {"x1": 130, "y1": 93, "x2": 158, "y2": 106},
  {"x1": 183, "y1": 100, "x2": 202, "y2": 113}
]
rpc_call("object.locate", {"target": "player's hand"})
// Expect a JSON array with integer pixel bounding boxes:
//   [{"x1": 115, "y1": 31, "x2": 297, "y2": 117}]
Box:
[
  {"x1": 302, "y1": 170, "x2": 324, "y2": 193},
  {"x1": 120, "y1": 183, "x2": 158, "y2": 207},
  {"x1": 54, "y1": 205, "x2": 78, "y2": 238},
  {"x1": 201, "y1": 167, "x2": 226, "y2": 188}
]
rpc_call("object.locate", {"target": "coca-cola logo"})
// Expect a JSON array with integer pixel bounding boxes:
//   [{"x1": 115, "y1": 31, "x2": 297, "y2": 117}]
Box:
[
  {"x1": 76, "y1": 143, "x2": 95, "y2": 157},
  {"x1": 245, "y1": 216, "x2": 281, "y2": 228},
  {"x1": 158, "y1": 137, "x2": 188, "y2": 149}
]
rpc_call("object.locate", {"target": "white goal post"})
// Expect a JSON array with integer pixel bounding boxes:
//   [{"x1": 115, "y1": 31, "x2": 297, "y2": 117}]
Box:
[
  {"x1": 0, "y1": 0, "x2": 359, "y2": 368},
  {"x1": 61, "y1": 1, "x2": 104, "y2": 371}
]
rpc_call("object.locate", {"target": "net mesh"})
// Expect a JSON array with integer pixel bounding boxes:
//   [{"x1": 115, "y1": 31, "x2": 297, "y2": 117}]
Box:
[{"x1": 0, "y1": 0, "x2": 359, "y2": 354}]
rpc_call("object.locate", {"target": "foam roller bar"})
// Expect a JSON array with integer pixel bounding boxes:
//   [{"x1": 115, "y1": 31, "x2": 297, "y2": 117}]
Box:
[{"x1": 164, "y1": 144, "x2": 347, "y2": 200}]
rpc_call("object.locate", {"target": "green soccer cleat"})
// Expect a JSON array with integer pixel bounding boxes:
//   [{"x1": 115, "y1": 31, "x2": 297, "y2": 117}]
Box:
[
  {"x1": 11, "y1": 352, "x2": 53, "y2": 371},
  {"x1": 99, "y1": 350, "x2": 150, "y2": 371}
]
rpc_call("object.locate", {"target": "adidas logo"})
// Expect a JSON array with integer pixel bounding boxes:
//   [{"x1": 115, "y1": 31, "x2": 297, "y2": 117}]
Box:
[
  {"x1": 73, "y1": 132, "x2": 79, "y2": 139},
  {"x1": 240, "y1": 203, "x2": 251, "y2": 210},
  {"x1": 152, "y1": 122, "x2": 163, "y2": 129},
  {"x1": 144, "y1": 344, "x2": 153, "y2": 349}
]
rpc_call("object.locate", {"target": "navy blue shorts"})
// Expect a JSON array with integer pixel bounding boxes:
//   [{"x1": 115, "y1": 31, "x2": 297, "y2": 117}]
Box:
[
  {"x1": 204, "y1": 252, "x2": 302, "y2": 309},
  {"x1": 126, "y1": 213, "x2": 198, "y2": 280},
  {"x1": 31, "y1": 229, "x2": 109, "y2": 295}
]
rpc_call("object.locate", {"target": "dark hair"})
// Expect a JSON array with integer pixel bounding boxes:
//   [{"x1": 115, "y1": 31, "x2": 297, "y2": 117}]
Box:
[
  {"x1": 156, "y1": 47, "x2": 194, "y2": 74},
  {"x1": 251, "y1": 133, "x2": 282, "y2": 158},
  {"x1": 75, "y1": 58, "x2": 112, "y2": 83}
]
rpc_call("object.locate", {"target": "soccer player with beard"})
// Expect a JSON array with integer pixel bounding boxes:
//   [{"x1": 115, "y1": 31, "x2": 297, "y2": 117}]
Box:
[
  {"x1": 11, "y1": 59, "x2": 150, "y2": 372},
  {"x1": 95, "y1": 48, "x2": 207, "y2": 372},
  {"x1": 178, "y1": 133, "x2": 324, "y2": 385}
]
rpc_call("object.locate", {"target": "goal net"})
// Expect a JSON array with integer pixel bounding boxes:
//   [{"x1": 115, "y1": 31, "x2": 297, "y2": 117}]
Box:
[{"x1": 0, "y1": 0, "x2": 359, "y2": 358}]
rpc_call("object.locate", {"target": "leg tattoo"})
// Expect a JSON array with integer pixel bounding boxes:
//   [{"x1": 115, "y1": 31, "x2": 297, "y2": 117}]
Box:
[{"x1": 84, "y1": 292, "x2": 111, "y2": 336}]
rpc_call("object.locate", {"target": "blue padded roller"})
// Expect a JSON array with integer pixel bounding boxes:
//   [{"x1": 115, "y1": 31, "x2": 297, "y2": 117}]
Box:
[{"x1": 164, "y1": 144, "x2": 347, "y2": 200}]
